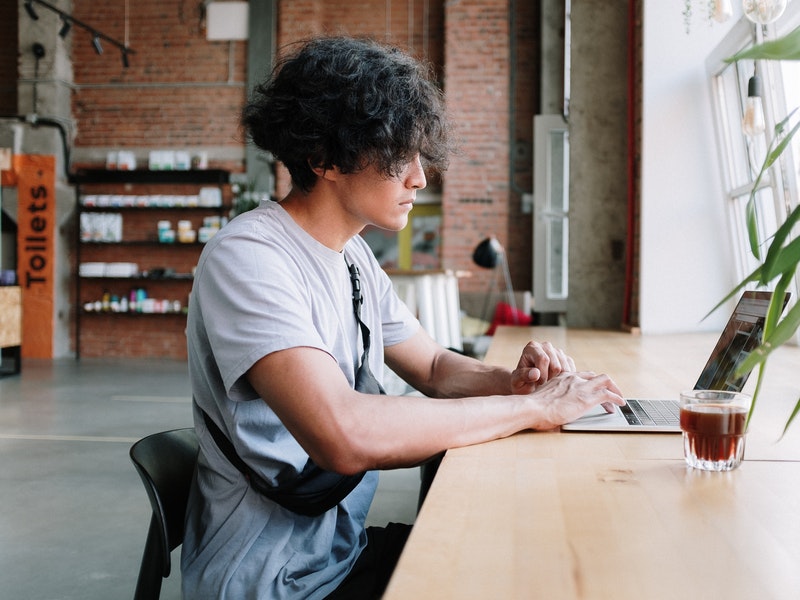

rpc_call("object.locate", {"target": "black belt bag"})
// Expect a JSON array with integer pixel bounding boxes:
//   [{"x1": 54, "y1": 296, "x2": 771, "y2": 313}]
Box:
[
  {"x1": 200, "y1": 408, "x2": 367, "y2": 517},
  {"x1": 201, "y1": 258, "x2": 384, "y2": 517}
]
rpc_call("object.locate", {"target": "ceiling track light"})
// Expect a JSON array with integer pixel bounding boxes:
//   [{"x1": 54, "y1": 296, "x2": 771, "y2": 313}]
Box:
[
  {"x1": 24, "y1": 1, "x2": 39, "y2": 20},
  {"x1": 22, "y1": 0, "x2": 135, "y2": 67},
  {"x1": 58, "y1": 18, "x2": 71, "y2": 39}
]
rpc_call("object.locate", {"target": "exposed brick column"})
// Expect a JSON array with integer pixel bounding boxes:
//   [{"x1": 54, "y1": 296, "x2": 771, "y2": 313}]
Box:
[{"x1": 441, "y1": 0, "x2": 511, "y2": 295}]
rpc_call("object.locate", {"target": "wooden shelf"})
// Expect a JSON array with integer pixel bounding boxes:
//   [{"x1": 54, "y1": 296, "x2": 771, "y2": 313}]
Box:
[
  {"x1": 74, "y1": 170, "x2": 229, "y2": 359},
  {"x1": 81, "y1": 240, "x2": 207, "y2": 247},
  {"x1": 81, "y1": 310, "x2": 188, "y2": 317},
  {"x1": 70, "y1": 169, "x2": 230, "y2": 185},
  {"x1": 79, "y1": 274, "x2": 194, "y2": 281},
  {"x1": 79, "y1": 205, "x2": 229, "y2": 212}
]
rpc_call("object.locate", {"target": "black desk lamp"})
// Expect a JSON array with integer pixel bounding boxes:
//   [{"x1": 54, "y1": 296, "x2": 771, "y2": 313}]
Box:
[{"x1": 472, "y1": 237, "x2": 519, "y2": 325}]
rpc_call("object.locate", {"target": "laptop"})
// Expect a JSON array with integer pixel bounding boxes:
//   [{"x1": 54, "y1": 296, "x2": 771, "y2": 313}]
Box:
[{"x1": 561, "y1": 290, "x2": 788, "y2": 433}]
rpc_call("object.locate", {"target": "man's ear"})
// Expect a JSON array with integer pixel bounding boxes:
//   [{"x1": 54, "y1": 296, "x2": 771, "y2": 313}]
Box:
[{"x1": 310, "y1": 161, "x2": 340, "y2": 182}]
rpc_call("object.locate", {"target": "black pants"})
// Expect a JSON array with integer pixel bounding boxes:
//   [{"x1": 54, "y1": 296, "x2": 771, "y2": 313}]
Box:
[{"x1": 325, "y1": 522, "x2": 412, "y2": 599}]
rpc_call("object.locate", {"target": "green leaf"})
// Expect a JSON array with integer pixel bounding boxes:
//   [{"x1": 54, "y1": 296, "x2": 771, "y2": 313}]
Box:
[
  {"x1": 735, "y1": 342, "x2": 767, "y2": 379},
  {"x1": 774, "y1": 107, "x2": 800, "y2": 137},
  {"x1": 761, "y1": 209, "x2": 800, "y2": 282},
  {"x1": 764, "y1": 299, "x2": 800, "y2": 350},
  {"x1": 763, "y1": 274, "x2": 792, "y2": 338},
  {"x1": 701, "y1": 267, "x2": 762, "y2": 321},
  {"x1": 734, "y1": 299, "x2": 800, "y2": 377},
  {"x1": 769, "y1": 237, "x2": 800, "y2": 276},
  {"x1": 745, "y1": 115, "x2": 800, "y2": 265},
  {"x1": 765, "y1": 119, "x2": 800, "y2": 170},
  {"x1": 746, "y1": 363, "x2": 767, "y2": 430},
  {"x1": 722, "y1": 31, "x2": 800, "y2": 436},
  {"x1": 746, "y1": 193, "x2": 761, "y2": 260},
  {"x1": 726, "y1": 25, "x2": 800, "y2": 62},
  {"x1": 780, "y1": 396, "x2": 800, "y2": 440},
  {"x1": 761, "y1": 236, "x2": 800, "y2": 285}
]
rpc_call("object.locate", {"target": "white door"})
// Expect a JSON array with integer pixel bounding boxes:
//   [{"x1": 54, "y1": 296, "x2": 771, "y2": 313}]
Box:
[{"x1": 533, "y1": 114, "x2": 569, "y2": 313}]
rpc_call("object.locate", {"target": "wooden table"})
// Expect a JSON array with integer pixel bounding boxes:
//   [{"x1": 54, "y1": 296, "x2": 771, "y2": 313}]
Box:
[
  {"x1": 383, "y1": 327, "x2": 800, "y2": 600},
  {"x1": 0, "y1": 286, "x2": 21, "y2": 376}
]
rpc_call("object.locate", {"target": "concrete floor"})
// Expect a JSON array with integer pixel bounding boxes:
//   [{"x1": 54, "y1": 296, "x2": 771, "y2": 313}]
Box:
[{"x1": 0, "y1": 358, "x2": 420, "y2": 600}]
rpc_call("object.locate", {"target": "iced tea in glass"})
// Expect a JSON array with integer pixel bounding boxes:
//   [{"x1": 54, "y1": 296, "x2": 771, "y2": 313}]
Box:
[{"x1": 679, "y1": 390, "x2": 751, "y2": 471}]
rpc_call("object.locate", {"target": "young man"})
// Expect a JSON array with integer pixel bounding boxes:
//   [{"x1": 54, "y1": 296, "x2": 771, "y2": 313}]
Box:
[{"x1": 181, "y1": 36, "x2": 624, "y2": 599}]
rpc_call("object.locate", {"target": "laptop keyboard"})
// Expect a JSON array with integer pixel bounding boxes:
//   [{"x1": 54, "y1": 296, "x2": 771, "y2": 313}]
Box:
[{"x1": 620, "y1": 399, "x2": 680, "y2": 426}]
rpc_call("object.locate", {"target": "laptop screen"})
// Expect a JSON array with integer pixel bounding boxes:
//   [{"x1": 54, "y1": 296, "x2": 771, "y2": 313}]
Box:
[{"x1": 693, "y1": 291, "x2": 788, "y2": 392}]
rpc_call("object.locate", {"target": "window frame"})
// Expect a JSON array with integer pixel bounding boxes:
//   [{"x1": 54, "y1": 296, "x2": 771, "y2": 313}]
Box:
[{"x1": 706, "y1": 6, "x2": 800, "y2": 300}]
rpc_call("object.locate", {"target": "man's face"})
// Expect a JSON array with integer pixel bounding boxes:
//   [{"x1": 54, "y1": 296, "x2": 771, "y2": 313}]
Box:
[{"x1": 337, "y1": 155, "x2": 427, "y2": 232}]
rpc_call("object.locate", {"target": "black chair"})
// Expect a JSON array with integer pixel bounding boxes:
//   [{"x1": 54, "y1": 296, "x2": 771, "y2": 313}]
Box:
[{"x1": 129, "y1": 428, "x2": 199, "y2": 600}]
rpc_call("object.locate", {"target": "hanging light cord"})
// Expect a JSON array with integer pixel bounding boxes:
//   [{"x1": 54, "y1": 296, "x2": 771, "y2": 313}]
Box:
[
  {"x1": 124, "y1": 0, "x2": 130, "y2": 49},
  {"x1": 24, "y1": 0, "x2": 135, "y2": 65}
]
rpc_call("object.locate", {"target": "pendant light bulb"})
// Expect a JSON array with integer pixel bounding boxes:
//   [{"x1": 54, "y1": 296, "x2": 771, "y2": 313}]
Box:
[
  {"x1": 742, "y1": 75, "x2": 766, "y2": 137},
  {"x1": 92, "y1": 35, "x2": 103, "y2": 55},
  {"x1": 742, "y1": 0, "x2": 788, "y2": 25},
  {"x1": 713, "y1": 0, "x2": 733, "y2": 22}
]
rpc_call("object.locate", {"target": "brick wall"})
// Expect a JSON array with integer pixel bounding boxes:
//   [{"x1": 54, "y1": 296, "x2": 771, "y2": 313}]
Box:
[
  {"x1": 65, "y1": 0, "x2": 533, "y2": 270},
  {"x1": 78, "y1": 313, "x2": 190, "y2": 359},
  {"x1": 274, "y1": 0, "x2": 534, "y2": 296},
  {"x1": 68, "y1": 0, "x2": 447, "y2": 165},
  {"x1": 70, "y1": 0, "x2": 247, "y2": 167},
  {"x1": 10, "y1": 0, "x2": 642, "y2": 357},
  {"x1": 273, "y1": 0, "x2": 446, "y2": 198},
  {"x1": 443, "y1": 0, "x2": 516, "y2": 295},
  {"x1": 63, "y1": 0, "x2": 538, "y2": 357}
]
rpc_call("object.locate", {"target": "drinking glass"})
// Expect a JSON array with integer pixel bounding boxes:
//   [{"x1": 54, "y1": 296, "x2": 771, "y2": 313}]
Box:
[{"x1": 679, "y1": 390, "x2": 751, "y2": 471}]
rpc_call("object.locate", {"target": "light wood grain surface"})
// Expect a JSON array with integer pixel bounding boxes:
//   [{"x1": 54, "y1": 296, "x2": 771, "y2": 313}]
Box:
[
  {"x1": 384, "y1": 327, "x2": 800, "y2": 600},
  {"x1": 0, "y1": 286, "x2": 22, "y2": 348}
]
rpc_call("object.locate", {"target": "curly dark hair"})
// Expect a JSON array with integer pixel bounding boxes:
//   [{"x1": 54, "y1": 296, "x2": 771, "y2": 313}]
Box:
[{"x1": 241, "y1": 36, "x2": 453, "y2": 193}]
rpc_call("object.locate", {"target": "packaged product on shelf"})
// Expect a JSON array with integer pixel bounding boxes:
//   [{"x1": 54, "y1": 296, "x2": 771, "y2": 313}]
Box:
[
  {"x1": 117, "y1": 151, "x2": 137, "y2": 171},
  {"x1": 79, "y1": 213, "x2": 123, "y2": 242},
  {"x1": 198, "y1": 187, "x2": 222, "y2": 207},
  {"x1": 175, "y1": 152, "x2": 191, "y2": 170}
]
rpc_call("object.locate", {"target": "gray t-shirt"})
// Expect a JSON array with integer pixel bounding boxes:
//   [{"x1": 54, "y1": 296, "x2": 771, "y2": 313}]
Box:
[{"x1": 181, "y1": 201, "x2": 419, "y2": 599}]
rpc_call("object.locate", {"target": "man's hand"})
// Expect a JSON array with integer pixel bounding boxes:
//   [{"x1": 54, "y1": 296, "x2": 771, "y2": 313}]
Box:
[
  {"x1": 511, "y1": 340, "x2": 576, "y2": 394},
  {"x1": 528, "y1": 370, "x2": 625, "y2": 429}
]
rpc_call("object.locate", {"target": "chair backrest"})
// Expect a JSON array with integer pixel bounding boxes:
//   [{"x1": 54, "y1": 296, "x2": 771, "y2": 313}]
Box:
[{"x1": 130, "y1": 428, "x2": 199, "y2": 599}]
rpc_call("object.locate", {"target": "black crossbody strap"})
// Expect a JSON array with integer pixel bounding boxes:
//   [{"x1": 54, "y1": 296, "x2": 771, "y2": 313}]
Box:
[
  {"x1": 347, "y1": 259, "x2": 386, "y2": 395},
  {"x1": 200, "y1": 408, "x2": 365, "y2": 517},
  {"x1": 201, "y1": 257, "x2": 384, "y2": 516}
]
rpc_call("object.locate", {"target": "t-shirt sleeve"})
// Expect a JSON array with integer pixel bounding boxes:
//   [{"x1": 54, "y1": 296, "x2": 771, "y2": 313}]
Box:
[{"x1": 192, "y1": 233, "x2": 329, "y2": 396}]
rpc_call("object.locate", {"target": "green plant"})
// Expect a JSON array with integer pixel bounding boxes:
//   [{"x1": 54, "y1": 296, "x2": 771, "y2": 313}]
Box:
[
  {"x1": 230, "y1": 180, "x2": 264, "y2": 217},
  {"x1": 683, "y1": 0, "x2": 728, "y2": 34},
  {"x1": 710, "y1": 25, "x2": 800, "y2": 436}
]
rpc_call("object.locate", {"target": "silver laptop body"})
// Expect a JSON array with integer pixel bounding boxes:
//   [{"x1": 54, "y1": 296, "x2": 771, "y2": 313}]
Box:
[{"x1": 561, "y1": 291, "x2": 785, "y2": 433}]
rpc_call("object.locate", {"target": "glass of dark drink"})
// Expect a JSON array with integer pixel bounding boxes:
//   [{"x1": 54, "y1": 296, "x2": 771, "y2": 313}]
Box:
[{"x1": 679, "y1": 390, "x2": 751, "y2": 471}]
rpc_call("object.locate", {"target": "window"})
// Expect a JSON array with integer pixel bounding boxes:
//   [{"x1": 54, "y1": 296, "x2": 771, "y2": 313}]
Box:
[{"x1": 707, "y1": 7, "x2": 800, "y2": 292}]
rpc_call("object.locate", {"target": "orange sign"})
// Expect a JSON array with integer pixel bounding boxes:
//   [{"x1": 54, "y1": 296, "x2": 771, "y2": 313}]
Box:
[{"x1": 15, "y1": 155, "x2": 55, "y2": 358}]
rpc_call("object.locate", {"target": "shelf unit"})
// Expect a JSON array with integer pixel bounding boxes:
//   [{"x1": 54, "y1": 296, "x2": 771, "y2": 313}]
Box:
[{"x1": 72, "y1": 169, "x2": 230, "y2": 359}]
